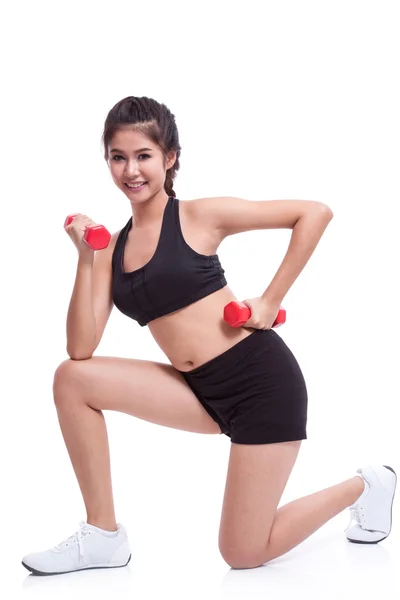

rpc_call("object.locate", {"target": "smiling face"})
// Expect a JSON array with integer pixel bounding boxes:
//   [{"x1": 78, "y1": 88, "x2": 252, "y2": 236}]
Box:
[{"x1": 107, "y1": 127, "x2": 176, "y2": 205}]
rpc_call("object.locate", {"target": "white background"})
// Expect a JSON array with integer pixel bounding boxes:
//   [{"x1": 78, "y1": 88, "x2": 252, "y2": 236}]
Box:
[{"x1": 1, "y1": 0, "x2": 399, "y2": 598}]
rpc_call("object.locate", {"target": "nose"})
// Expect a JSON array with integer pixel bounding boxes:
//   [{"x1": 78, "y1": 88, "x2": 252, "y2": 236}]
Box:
[{"x1": 124, "y1": 159, "x2": 141, "y2": 178}]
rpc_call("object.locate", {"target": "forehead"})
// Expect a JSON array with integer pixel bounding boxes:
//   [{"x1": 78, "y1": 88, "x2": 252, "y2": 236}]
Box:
[{"x1": 109, "y1": 127, "x2": 154, "y2": 150}]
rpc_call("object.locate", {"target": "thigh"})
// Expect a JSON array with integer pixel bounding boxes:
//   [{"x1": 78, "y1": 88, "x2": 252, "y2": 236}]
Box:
[
  {"x1": 53, "y1": 357, "x2": 222, "y2": 435},
  {"x1": 218, "y1": 440, "x2": 302, "y2": 568}
]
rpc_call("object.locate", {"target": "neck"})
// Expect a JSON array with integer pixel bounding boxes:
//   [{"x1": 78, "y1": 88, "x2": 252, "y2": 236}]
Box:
[{"x1": 131, "y1": 190, "x2": 170, "y2": 228}]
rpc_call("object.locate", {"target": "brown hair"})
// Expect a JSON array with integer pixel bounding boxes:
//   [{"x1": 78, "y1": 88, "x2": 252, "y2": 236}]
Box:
[{"x1": 101, "y1": 96, "x2": 182, "y2": 198}]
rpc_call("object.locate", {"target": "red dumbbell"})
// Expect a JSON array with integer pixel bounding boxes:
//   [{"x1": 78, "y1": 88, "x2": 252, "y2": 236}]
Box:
[
  {"x1": 224, "y1": 301, "x2": 286, "y2": 328},
  {"x1": 64, "y1": 214, "x2": 111, "y2": 250}
]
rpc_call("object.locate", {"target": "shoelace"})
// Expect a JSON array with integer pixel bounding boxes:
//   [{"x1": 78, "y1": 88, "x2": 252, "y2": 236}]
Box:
[
  {"x1": 345, "y1": 505, "x2": 367, "y2": 532},
  {"x1": 52, "y1": 521, "x2": 91, "y2": 560}
]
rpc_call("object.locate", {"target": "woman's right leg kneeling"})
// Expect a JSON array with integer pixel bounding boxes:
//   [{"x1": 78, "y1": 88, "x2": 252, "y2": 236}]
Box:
[{"x1": 53, "y1": 356, "x2": 222, "y2": 435}]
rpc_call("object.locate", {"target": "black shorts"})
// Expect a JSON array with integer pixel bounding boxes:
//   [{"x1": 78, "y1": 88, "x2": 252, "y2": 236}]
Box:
[{"x1": 179, "y1": 328, "x2": 308, "y2": 445}]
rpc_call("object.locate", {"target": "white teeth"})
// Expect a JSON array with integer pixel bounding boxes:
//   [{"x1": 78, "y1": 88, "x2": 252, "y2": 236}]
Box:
[{"x1": 127, "y1": 182, "x2": 146, "y2": 188}]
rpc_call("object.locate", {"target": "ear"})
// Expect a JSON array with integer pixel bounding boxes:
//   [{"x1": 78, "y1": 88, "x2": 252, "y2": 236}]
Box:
[{"x1": 165, "y1": 150, "x2": 177, "y2": 170}]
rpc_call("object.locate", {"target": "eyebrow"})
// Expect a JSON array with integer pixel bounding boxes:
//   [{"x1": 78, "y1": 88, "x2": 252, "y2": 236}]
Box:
[{"x1": 110, "y1": 147, "x2": 153, "y2": 153}]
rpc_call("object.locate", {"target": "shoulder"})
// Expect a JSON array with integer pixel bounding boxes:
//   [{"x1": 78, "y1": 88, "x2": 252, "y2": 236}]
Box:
[
  {"x1": 180, "y1": 196, "x2": 226, "y2": 246},
  {"x1": 184, "y1": 195, "x2": 221, "y2": 212},
  {"x1": 184, "y1": 196, "x2": 240, "y2": 240},
  {"x1": 183, "y1": 195, "x2": 223, "y2": 226}
]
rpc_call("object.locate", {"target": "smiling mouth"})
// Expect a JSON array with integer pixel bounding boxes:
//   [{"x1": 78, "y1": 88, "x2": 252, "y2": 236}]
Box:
[{"x1": 125, "y1": 182, "x2": 147, "y2": 190}]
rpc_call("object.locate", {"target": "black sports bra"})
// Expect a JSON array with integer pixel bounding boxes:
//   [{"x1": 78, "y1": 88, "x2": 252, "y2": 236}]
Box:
[{"x1": 111, "y1": 196, "x2": 227, "y2": 326}]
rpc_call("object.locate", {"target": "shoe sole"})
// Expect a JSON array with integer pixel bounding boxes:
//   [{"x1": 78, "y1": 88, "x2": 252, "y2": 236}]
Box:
[
  {"x1": 347, "y1": 465, "x2": 397, "y2": 544},
  {"x1": 21, "y1": 553, "x2": 131, "y2": 576}
]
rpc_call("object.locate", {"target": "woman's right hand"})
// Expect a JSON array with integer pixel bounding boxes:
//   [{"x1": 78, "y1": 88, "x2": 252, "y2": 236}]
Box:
[{"x1": 64, "y1": 213, "x2": 96, "y2": 259}]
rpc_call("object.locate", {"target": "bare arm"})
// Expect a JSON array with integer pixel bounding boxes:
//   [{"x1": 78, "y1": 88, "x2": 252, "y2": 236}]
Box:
[
  {"x1": 261, "y1": 206, "x2": 334, "y2": 305},
  {"x1": 66, "y1": 235, "x2": 117, "y2": 360},
  {"x1": 66, "y1": 255, "x2": 96, "y2": 360},
  {"x1": 190, "y1": 197, "x2": 333, "y2": 304}
]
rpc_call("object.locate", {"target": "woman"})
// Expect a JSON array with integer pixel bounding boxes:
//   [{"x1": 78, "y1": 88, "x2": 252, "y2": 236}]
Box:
[{"x1": 22, "y1": 96, "x2": 396, "y2": 575}]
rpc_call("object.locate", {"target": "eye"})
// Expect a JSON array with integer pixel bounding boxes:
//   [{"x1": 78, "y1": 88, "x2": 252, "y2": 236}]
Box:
[{"x1": 111, "y1": 154, "x2": 150, "y2": 161}]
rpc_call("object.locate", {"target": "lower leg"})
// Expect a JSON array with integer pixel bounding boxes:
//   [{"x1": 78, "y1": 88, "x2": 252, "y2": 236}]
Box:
[
  {"x1": 263, "y1": 476, "x2": 365, "y2": 562},
  {"x1": 55, "y1": 395, "x2": 118, "y2": 532}
]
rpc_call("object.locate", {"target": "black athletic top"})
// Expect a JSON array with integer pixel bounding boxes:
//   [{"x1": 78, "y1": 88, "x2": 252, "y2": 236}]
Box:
[{"x1": 111, "y1": 196, "x2": 227, "y2": 326}]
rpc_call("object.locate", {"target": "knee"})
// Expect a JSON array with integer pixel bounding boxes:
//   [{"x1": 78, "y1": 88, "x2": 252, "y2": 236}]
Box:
[
  {"x1": 53, "y1": 358, "x2": 91, "y2": 404},
  {"x1": 219, "y1": 545, "x2": 268, "y2": 570}
]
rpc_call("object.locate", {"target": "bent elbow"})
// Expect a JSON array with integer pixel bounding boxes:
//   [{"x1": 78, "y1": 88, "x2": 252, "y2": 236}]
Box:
[
  {"x1": 66, "y1": 347, "x2": 94, "y2": 361},
  {"x1": 319, "y1": 203, "x2": 334, "y2": 219}
]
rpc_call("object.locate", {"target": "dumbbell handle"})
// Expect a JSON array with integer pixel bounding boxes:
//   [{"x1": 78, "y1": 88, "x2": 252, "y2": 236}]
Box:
[
  {"x1": 224, "y1": 301, "x2": 286, "y2": 328},
  {"x1": 64, "y1": 214, "x2": 111, "y2": 250}
]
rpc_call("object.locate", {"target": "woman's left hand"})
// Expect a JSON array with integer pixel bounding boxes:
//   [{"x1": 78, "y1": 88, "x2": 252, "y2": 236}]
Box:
[{"x1": 240, "y1": 296, "x2": 282, "y2": 330}]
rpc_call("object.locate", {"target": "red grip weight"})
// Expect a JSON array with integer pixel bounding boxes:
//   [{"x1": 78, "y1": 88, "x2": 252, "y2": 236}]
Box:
[
  {"x1": 64, "y1": 214, "x2": 111, "y2": 250},
  {"x1": 224, "y1": 301, "x2": 286, "y2": 328}
]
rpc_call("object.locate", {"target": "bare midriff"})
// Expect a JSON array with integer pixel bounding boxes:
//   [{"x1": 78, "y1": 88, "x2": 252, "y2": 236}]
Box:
[{"x1": 148, "y1": 286, "x2": 257, "y2": 371}]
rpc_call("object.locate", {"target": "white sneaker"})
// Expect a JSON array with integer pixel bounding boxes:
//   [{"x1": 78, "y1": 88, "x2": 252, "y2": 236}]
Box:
[
  {"x1": 22, "y1": 521, "x2": 131, "y2": 575},
  {"x1": 345, "y1": 465, "x2": 397, "y2": 544}
]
